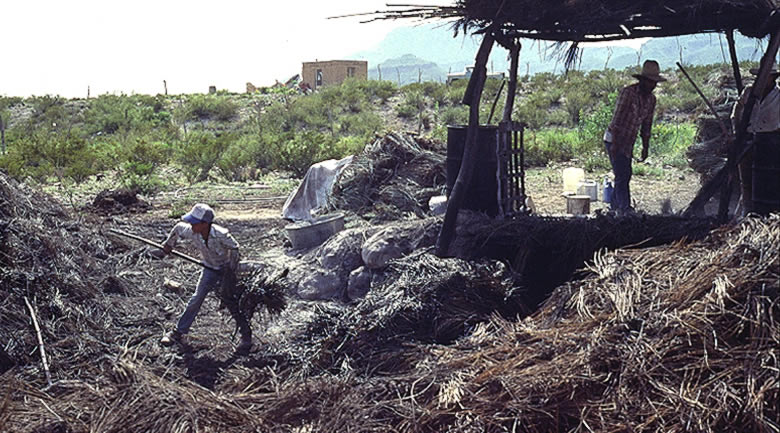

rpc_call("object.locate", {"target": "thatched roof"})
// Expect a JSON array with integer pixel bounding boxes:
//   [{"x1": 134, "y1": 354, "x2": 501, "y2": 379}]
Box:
[{"x1": 373, "y1": 0, "x2": 779, "y2": 42}]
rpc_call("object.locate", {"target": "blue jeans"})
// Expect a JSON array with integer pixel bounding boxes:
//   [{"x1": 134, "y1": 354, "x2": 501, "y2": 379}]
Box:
[
  {"x1": 605, "y1": 142, "x2": 632, "y2": 210},
  {"x1": 176, "y1": 268, "x2": 222, "y2": 334}
]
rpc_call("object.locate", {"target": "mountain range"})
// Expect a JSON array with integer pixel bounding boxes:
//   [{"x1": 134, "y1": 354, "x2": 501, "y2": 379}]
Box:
[{"x1": 351, "y1": 23, "x2": 767, "y2": 84}]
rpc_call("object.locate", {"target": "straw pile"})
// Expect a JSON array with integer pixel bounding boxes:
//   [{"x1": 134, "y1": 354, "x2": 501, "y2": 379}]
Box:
[
  {"x1": 1, "y1": 161, "x2": 777, "y2": 432},
  {"x1": 328, "y1": 132, "x2": 446, "y2": 221}
]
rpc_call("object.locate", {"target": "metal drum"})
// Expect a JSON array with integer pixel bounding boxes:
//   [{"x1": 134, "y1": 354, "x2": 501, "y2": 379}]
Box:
[
  {"x1": 751, "y1": 132, "x2": 780, "y2": 215},
  {"x1": 446, "y1": 125, "x2": 499, "y2": 216}
]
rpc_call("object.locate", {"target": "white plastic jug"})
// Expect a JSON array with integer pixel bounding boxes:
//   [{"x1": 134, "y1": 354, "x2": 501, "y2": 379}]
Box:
[
  {"x1": 577, "y1": 180, "x2": 598, "y2": 202},
  {"x1": 562, "y1": 167, "x2": 585, "y2": 194}
]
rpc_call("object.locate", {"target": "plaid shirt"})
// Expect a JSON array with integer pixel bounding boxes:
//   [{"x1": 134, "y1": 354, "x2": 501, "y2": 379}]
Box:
[{"x1": 604, "y1": 83, "x2": 656, "y2": 158}]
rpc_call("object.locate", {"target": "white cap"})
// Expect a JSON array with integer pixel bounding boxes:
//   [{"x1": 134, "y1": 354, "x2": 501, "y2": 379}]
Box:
[{"x1": 182, "y1": 203, "x2": 215, "y2": 224}]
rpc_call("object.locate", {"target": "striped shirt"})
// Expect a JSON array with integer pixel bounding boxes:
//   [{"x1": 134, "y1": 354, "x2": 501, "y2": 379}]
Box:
[
  {"x1": 163, "y1": 222, "x2": 239, "y2": 270},
  {"x1": 604, "y1": 83, "x2": 656, "y2": 158}
]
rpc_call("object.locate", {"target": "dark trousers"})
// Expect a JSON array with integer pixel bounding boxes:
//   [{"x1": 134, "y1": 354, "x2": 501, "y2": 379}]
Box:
[{"x1": 605, "y1": 142, "x2": 632, "y2": 210}]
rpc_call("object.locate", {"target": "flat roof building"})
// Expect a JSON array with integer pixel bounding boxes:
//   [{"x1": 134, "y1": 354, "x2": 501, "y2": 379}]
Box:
[{"x1": 301, "y1": 60, "x2": 368, "y2": 90}]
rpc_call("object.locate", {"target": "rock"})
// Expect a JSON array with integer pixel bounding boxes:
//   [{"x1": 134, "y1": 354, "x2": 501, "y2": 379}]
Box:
[
  {"x1": 318, "y1": 228, "x2": 366, "y2": 271},
  {"x1": 164, "y1": 278, "x2": 184, "y2": 294},
  {"x1": 347, "y1": 266, "x2": 372, "y2": 300},
  {"x1": 361, "y1": 222, "x2": 437, "y2": 269},
  {"x1": 297, "y1": 269, "x2": 344, "y2": 300}
]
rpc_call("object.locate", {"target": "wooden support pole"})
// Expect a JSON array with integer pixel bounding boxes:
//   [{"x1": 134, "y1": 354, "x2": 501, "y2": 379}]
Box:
[
  {"x1": 487, "y1": 79, "x2": 506, "y2": 125},
  {"x1": 684, "y1": 28, "x2": 780, "y2": 217},
  {"x1": 726, "y1": 30, "x2": 744, "y2": 95},
  {"x1": 436, "y1": 31, "x2": 495, "y2": 256},
  {"x1": 502, "y1": 40, "x2": 521, "y2": 123}
]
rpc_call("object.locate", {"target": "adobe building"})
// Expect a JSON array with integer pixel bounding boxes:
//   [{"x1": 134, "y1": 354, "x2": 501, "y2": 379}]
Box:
[{"x1": 301, "y1": 60, "x2": 368, "y2": 90}]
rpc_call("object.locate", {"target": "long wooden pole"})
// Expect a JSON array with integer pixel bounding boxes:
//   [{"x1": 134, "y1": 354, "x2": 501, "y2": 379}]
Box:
[
  {"x1": 676, "y1": 62, "x2": 729, "y2": 138},
  {"x1": 726, "y1": 30, "x2": 744, "y2": 95},
  {"x1": 108, "y1": 228, "x2": 219, "y2": 271},
  {"x1": 436, "y1": 31, "x2": 495, "y2": 256},
  {"x1": 684, "y1": 29, "x2": 780, "y2": 217},
  {"x1": 502, "y1": 40, "x2": 521, "y2": 123}
]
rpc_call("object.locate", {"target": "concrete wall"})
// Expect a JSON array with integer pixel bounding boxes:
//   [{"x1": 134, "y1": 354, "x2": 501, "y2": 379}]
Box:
[{"x1": 301, "y1": 60, "x2": 368, "y2": 89}]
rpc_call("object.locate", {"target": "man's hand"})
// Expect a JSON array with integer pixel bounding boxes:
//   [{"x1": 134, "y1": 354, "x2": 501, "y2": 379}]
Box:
[
  {"x1": 163, "y1": 244, "x2": 172, "y2": 255},
  {"x1": 640, "y1": 147, "x2": 649, "y2": 162}
]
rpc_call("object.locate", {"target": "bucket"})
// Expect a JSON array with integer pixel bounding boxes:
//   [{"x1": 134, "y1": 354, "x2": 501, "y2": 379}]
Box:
[
  {"x1": 752, "y1": 134, "x2": 780, "y2": 215},
  {"x1": 446, "y1": 125, "x2": 499, "y2": 216},
  {"x1": 562, "y1": 167, "x2": 585, "y2": 194},
  {"x1": 577, "y1": 180, "x2": 598, "y2": 202},
  {"x1": 285, "y1": 213, "x2": 345, "y2": 250},
  {"x1": 566, "y1": 195, "x2": 591, "y2": 215}
]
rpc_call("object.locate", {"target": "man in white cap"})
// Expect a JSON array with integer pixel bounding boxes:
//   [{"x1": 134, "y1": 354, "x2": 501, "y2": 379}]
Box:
[
  {"x1": 159, "y1": 203, "x2": 251, "y2": 352},
  {"x1": 731, "y1": 63, "x2": 780, "y2": 216},
  {"x1": 603, "y1": 59, "x2": 666, "y2": 211}
]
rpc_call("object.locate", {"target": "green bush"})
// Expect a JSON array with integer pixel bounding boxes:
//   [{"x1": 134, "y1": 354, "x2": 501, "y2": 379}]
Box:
[
  {"x1": 176, "y1": 131, "x2": 234, "y2": 182},
  {"x1": 269, "y1": 131, "x2": 334, "y2": 177},
  {"x1": 361, "y1": 80, "x2": 397, "y2": 103},
  {"x1": 117, "y1": 137, "x2": 171, "y2": 193},
  {"x1": 396, "y1": 90, "x2": 426, "y2": 119},
  {"x1": 0, "y1": 128, "x2": 99, "y2": 182},
  {"x1": 183, "y1": 94, "x2": 238, "y2": 122}
]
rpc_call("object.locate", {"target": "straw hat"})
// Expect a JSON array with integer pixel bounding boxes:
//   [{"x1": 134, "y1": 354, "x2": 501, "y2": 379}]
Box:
[{"x1": 632, "y1": 60, "x2": 667, "y2": 82}]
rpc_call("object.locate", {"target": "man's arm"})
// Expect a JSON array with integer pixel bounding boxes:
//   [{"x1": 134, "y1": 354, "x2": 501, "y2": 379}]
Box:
[{"x1": 162, "y1": 223, "x2": 186, "y2": 255}]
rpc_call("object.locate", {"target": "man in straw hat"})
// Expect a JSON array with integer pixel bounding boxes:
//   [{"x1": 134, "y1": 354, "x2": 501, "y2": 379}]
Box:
[
  {"x1": 159, "y1": 203, "x2": 252, "y2": 352},
  {"x1": 730, "y1": 62, "x2": 780, "y2": 216},
  {"x1": 603, "y1": 59, "x2": 666, "y2": 211}
]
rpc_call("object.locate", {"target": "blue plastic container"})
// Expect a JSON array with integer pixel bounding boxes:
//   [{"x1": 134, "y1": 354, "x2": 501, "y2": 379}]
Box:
[{"x1": 602, "y1": 179, "x2": 613, "y2": 204}]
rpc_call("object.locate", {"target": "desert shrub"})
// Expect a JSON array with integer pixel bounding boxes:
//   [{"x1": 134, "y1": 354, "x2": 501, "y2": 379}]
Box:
[
  {"x1": 524, "y1": 128, "x2": 579, "y2": 166},
  {"x1": 578, "y1": 91, "x2": 617, "y2": 151},
  {"x1": 117, "y1": 137, "x2": 171, "y2": 194},
  {"x1": 215, "y1": 134, "x2": 276, "y2": 181},
  {"x1": 337, "y1": 111, "x2": 384, "y2": 139},
  {"x1": 440, "y1": 105, "x2": 469, "y2": 126},
  {"x1": 183, "y1": 94, "x2": 238, "y2": 122},
  {"x1": 268, "y1": 131, "x2": 335, "y2": 177},
  {"x1": 360, "y1": 79, "x2": 398, "y2": 103},
  {"x1": 649, "y1": 122, "x2": 697, "y2": 168},
  {"x1": 562, "y1": 71, "x2": 596, "y2": 126},
  {"x1": 0, "y1": 128, "x2": 99, "y2": 182},
  {"x1": 397, "y1": 90, "x2": 426, "y2": 119},
  {"x1": 175, "y1": 130, "x2": 234, "y2": 182},
  {"x1": 444, "y1": 80, "x2": 469, "y2": 105},
  {"x1": 83, "y1": 94, "x2": 169, "y2": 135}
]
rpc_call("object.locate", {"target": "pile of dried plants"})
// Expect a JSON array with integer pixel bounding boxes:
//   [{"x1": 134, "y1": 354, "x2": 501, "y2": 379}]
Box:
[
  {"x1": 1, "y1": 163, "x2": 777, "y2": 432},
  {"x1": 328, "y1": 132, "x2": 446, "y2": 221}
]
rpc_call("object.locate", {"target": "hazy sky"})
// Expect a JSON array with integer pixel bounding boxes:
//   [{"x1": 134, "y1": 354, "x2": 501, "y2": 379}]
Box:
[{"x1": 1, "y1": 1, "x2": 417, "y2": 97}]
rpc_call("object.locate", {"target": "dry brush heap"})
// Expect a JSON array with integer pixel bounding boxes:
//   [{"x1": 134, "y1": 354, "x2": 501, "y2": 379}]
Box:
[{"x1": 1, "y1": 138, "x2": 779, "y2": 432}]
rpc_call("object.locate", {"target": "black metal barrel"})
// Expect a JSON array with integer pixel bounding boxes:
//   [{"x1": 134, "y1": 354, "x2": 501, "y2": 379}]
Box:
[
  {"x1": 752, "y1": 132, "x2": 780, "y2": 215},
  {"x1": 446, "y1": 125, "x2": 499, "y2": 216}
]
